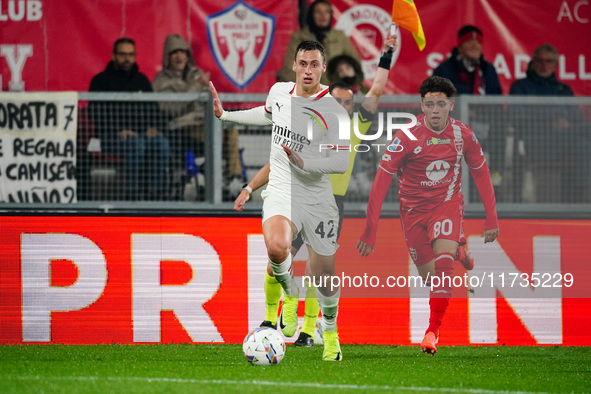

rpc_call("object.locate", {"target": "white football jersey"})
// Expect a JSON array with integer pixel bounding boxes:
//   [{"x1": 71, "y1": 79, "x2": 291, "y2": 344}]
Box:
[{"x1": 264, "y1": 82, "x2": 349, "y2": 205}]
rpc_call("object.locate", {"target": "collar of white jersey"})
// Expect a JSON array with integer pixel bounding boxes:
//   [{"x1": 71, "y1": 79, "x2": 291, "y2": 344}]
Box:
[{"x1": 289, "y1": 83, "x2": 330, "y2": 100}]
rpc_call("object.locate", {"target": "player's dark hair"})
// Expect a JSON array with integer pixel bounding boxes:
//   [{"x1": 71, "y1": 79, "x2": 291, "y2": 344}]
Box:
[
  {"x1": 113, "y1": 37, "x2": 135, "y2": 54},
  {"x1": 294, "y1": 40, "x2": 326, "y2": 63},
  {"x1": 418, "y1": 76, "x2": 457, "y2": 98},
  {"x1": 329, "y1": 82, "x2": 354, "y2": 95}
]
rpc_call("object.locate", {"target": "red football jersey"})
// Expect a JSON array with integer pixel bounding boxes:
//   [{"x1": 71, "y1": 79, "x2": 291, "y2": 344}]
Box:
[{"x1": 379, "y1": 114, "x2": 486, "y2": 212}]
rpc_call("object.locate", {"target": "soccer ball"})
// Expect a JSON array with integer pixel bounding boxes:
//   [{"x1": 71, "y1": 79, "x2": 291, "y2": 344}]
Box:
[
  {"x1": 297, "y1": 321, "x2": 324, "y2": 345},
  {"x1": 242, "y1": 327, "x2": 286, "y2": 366},
  {"x1": 313, "y1": 321, "x2": 324, "y2": 345}
]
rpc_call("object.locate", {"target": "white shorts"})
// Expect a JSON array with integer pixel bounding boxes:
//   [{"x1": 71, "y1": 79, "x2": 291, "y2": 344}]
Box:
[{"x1": 262, "y1": 190, "x2": 339, "y2": 256}]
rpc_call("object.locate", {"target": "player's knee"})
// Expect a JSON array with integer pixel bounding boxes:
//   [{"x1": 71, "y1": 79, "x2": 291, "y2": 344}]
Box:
[
  {"x1": 308, "y1": 257, "x2": 335, "y2": 278},
  {"x1": 315, "y1": 266, "x2": 335, "y2": 277},
  {"x1": 264, "y1": 229, "x2": 291, "y2": 263},
  {"x1": 417, "y1": 264, "x2": 436, "y2": 281},
  {"x1": 317, "y1": 282, "x2": 340, "y2": 298},
  {"x1": 267, "y1": 241, "x2": 290, "y2": 263}
]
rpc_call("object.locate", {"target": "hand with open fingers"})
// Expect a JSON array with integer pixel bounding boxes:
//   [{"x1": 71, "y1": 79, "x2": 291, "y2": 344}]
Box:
[
  {"x1": 282, "y1": 144, "x2": 304, "y2": 169},
  {"x1": 357, "y1": 239, "x2": 374, "y2": 256},
  {"x1": 482, "y1": 228, "x2": 499, "y2": 243},
  {"x1": 209, "y1": 81, "x2": 224, "y2": 118},
  {"x1": 233, "y1": 189, "x2": 250, "y2": 211}
]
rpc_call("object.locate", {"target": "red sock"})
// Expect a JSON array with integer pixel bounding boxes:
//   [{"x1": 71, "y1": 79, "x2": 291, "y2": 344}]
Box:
[{"x1": 427, "y1": 252, "x2": 454, "y2": 336}]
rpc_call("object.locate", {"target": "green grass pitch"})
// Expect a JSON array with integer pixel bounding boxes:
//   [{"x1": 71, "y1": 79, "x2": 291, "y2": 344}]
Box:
[{"x1": 1, "y1": 345, "x2": 589, "y2": 393}]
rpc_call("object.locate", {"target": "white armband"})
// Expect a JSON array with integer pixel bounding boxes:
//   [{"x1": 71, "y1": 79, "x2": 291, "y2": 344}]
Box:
[{"x1": 242, "y1": 183, "x2": 253, "y2": 194}]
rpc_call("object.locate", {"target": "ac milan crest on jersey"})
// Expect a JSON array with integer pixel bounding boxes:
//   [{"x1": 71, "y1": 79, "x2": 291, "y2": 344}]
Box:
[{"x1": 207, "y1": 1, "x2": 275, "y2": 89}]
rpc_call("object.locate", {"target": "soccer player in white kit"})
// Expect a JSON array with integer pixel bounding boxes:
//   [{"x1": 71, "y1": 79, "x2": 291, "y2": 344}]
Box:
[
  {"x1": 229, "y1": 31, "x2": 399, "y2": 348},
  {"x1": 210, "y1": 40, "x2": 350, "y2": 361}
]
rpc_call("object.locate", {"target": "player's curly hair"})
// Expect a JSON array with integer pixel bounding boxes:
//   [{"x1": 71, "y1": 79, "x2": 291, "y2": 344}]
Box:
[
  {"x1": 418, "y1": 76, "x2": 457, "y2": 98},
  {"x1": 294, "y1": 40, "x2": 326, "y2": 63}
]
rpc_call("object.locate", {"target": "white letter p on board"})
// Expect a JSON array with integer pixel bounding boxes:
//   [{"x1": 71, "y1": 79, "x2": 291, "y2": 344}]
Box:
[{"x1": 21, "y1": 233, "x2": 107, "y2": 342}]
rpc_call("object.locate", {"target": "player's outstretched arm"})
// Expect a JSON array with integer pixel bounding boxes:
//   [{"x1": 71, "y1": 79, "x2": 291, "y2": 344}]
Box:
[
  {"x1": 210, "y1": 81, "x2": 271, "y2": 126},
  {"x1": 464, "y1": 127, "x2": 500, "y2": 243},
  {"x1": 468, "y1": 159, "x2": 499, "y2": 243},
  {"x1": 234, "y1": 163, "x2": 270, "y2": 211},
  {"x1": 357, "y1": 167, "x2": 395, "y2": 256}
]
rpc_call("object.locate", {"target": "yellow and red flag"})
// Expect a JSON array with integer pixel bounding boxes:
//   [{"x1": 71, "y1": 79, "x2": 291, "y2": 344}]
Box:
[{"x1": 391, "y1": 0, "x2": 426, "y2": 50}]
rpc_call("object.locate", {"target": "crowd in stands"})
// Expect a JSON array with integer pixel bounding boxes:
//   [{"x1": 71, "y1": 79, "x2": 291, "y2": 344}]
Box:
[{"x1": 79, "y1": 1, "x2": 587, "y2": 203}]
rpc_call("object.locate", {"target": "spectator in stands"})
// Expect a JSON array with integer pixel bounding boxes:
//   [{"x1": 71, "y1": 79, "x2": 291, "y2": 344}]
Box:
[
  {"x1": 432, "y1": 25, "x2": 502, "y2": 95},
  {"x1": 276, "y1": 0, "x2": 360, "y2": 85},
  {"x1": 433, "y1": 25, "x2": 503, "y2": 197},
  {"x1": 327, "y1": 54, "x2": 367, "y2": 94},
  {"x1": 152, "y1": 34, "x2": 242, "y2": 200},
  {"x1": 89, "y1": 37, "x2": 169, "y2": 200},
  {"x1": 509, "y1": 43, "x2": 588, "y2": 202},
  {"x1": 510, "y1": 44, "x2": 573, "y2": 96}
]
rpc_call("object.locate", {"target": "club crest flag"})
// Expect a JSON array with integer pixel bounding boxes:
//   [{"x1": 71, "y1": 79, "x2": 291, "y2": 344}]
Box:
[
  {"x1": 391, "y1": 0, "x2": 426, "y2": 51},
  {"x1": 207, "y1": 1, "x2": 275, "y2": 89}
]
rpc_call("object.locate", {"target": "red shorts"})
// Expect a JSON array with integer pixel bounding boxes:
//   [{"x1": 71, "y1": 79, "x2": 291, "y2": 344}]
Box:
[{"x1": 400, "y1": 200, "x2": 466, "y2": 266}]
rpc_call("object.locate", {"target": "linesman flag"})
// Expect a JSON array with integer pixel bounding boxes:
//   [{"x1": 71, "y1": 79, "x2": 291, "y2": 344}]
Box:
[{"x1": 391, "y1": 0, "x2": 426, "y2": 50}]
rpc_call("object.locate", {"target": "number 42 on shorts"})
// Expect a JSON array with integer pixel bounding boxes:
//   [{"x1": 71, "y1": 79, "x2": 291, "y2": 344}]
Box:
[{"x1": 315, "y1": 220, "x2": 336, "y2": 239}]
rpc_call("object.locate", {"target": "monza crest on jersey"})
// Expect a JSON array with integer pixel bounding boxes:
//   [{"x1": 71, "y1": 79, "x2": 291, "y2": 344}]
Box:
[
  {"x1": 409, "y1": 247, "x2": 418, "y2": 262},
  {"x1": 454, "y1": 139, "x2": 464, "y2": 154},
  {"x1": 206, "y1": 1, "x2": 275, "y2": 89}
]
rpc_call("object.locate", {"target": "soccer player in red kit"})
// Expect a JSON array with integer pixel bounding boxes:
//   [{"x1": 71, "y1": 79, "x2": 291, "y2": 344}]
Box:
[{"x1": 357, "y1": 76, "x2": 499, "y2": 355}]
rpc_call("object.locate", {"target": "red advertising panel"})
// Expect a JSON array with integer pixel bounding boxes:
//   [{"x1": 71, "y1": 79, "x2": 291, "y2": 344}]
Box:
[
  {"x1": 1, "y1": 216, "x2": 590, "y2": 346},
  {"x1": 1, "y1": 1, "x2": 589, "y2": 94},
  {"x1": 330, "y1": 0, "x2": 591, "y2": 95}
]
